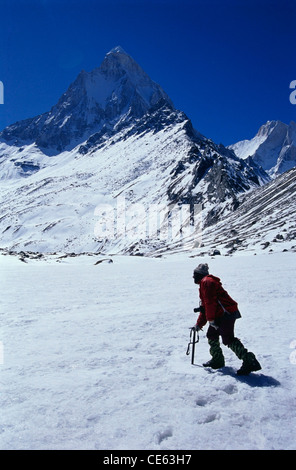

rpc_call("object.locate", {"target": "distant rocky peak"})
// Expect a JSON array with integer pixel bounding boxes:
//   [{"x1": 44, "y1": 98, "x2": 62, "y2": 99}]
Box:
[
  {"x1": 98, "y1": 46, "x2": 174, "y2": 108},
  {"x1": 0, "y1": 47, "x2": 174, "y2": 153},
  {"x1": 99, "y1": 46, "x2": 137, "y2": 80},
  {"x1": 229, "y1": 120, "x2": 296, "y2": 176},
  {"x1": 107, "y1": 45, "x2": 128, "y2": 55},
  {"x1": 257, "y1": 120, "x2": 286, "y2": 136}
]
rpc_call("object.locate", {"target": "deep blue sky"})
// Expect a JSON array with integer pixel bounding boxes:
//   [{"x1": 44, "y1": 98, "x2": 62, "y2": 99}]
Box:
[{"x1": 0, "y1": 0, "x2": 295, "y2": 145}]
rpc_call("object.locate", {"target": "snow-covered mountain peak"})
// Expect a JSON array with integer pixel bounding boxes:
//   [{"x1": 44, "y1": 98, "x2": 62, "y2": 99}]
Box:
[
  {"x1": 0, "y1": 46, "x2": 174, "y2": 153},
  {"x1": 107, "y1": 45, "x2": 127, "y2": 55},
  {"x1": 98, "y1": 46, "x2": 173, "y2": 108},
  {"x1": 229, "y1": 120, "x2": 296, "y2": 176},
  {"x1": 100, "y1": 46, "x2": 142, "y2": 79},
  {"x1": 257, "y1": 120, "x2": 285, "y2": 137}
]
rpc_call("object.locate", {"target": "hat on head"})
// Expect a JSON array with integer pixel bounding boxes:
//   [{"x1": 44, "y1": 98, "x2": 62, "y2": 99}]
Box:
[{"x1": 193, "y1": 263, "x2": 209, "y2": 276}]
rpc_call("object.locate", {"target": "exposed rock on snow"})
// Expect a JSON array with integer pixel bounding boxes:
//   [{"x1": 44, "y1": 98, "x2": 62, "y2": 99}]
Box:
[{"x1": 199, "y1": 167, "x2": 296, "y2": 256}]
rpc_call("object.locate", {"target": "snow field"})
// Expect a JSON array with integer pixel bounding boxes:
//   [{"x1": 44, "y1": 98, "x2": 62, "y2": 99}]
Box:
[{"x1": 0, "y1": 252, "x2": 295, "y2": 449}]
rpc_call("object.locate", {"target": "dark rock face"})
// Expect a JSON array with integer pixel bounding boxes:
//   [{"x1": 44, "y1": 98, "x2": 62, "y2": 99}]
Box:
[{"x1": 167, "y1": 139, "x2": 269, "y2": 227}]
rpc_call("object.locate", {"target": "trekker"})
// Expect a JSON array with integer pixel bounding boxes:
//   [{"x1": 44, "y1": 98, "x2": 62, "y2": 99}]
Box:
[{"x1": 192, "y1": 263, "x2": 261, "y2": 375}]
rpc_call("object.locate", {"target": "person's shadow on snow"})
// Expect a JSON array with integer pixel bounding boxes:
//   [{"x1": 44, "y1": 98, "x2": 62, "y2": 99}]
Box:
[{"x1": 219, "y1": 366, "x2": 281, "y2": 387}]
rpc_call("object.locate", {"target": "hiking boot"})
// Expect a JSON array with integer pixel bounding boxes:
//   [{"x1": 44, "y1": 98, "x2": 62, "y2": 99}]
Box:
[
  {"x1": 237, "y1": 352, "x2": 262, "y2": 376},
  {"x1": 203, "y1": 357, "x2": 225, "y2": 369},
  {"x1": 204, "y1": 339, "x2": 225, "y2": 369}
]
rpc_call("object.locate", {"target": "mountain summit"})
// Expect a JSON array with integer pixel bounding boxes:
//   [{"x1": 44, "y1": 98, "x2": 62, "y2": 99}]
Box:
[
  {"x1": 229, "y1": 120, "x2": 296, "y2": 176},
  {"x1": 0, "y1": 46, "x2": 173, "y2": 153}
]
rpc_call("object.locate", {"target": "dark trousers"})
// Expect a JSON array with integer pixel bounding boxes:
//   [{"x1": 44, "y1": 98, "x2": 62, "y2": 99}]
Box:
[{"x1": 206, "y1": 315, "x2": 236, "y2": 346}]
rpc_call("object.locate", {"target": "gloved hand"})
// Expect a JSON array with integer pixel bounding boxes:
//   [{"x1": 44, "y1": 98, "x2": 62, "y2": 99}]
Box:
[
  {"x1": 209, "y1": 320, "x2": 219, "y2": 330},
  {"x1": 192, "y1": 324, "x2": 200, "y2": 332}
]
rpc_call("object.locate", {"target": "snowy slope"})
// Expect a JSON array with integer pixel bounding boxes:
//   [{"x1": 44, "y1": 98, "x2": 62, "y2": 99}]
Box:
[
  {"x1": 1, "y1": 251, "x2": 295, "y2": 450},
  {"x1": 0, "y1": 120, "x2": 268, "y2": 255},
  {"x1": 0, "y1": 113, "x2": 199, "y2": 253},
  {"x1": 198, "y1": 167, "x2": 296, "y2": 256},
  {"x1": 229, "y1": 120, "x2": 296, "y2": 176}
]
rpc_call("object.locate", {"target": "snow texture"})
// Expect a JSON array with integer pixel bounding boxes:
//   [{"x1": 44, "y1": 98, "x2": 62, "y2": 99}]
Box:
[{"x1": 1, "y1": 251, "x2": 295, "y2": 450}]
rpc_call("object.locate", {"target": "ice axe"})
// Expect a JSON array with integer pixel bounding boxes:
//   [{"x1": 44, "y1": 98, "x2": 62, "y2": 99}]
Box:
[{"x1": 186, "y1": 327, "x2": 199, "y2": 365}]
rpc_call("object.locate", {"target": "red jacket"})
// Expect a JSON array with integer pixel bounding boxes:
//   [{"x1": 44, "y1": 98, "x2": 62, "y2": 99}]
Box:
[{"x1": 196, "y1": 275, "x2": 238, "y2": 328}]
